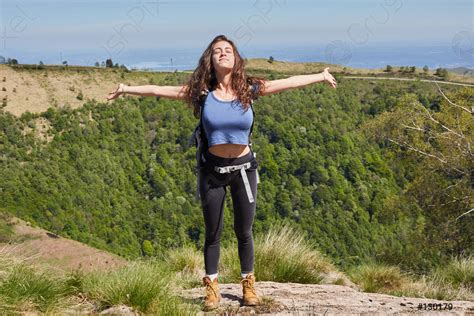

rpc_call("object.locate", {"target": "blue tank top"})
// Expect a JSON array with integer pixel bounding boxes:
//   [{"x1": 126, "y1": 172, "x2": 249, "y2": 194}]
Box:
[{"x1": 201, "y1": 90, "x2": 254, "y2": 146}]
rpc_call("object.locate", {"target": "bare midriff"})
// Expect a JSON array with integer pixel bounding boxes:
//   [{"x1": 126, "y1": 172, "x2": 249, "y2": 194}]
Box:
[{"x1": 208, "y1": 144, "x2": 250, "y2": 158}]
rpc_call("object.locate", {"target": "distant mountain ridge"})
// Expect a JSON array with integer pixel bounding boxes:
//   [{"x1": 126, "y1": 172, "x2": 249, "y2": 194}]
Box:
[{"x1": 447, "y1": 67, "x2": 474, "y2": 76}]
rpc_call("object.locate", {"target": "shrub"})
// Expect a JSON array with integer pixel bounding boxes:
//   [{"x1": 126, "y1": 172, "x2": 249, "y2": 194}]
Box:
[
  {"x1": 165, "y1": 245, "x2": 203, "y2": 275},
  {"x1": 434, "y1": 256, "x2": 474, "y2": 290},
  {"x1": 349, "y1": 263, "x2": 409, "y2": 293},
  {"x1": 81, "y1": 260, "x2": 192, "y2": 314},
  {"x1": 221, "y1": 223, "x2": 335, "y2": 284},
  {"x1": 0, "y1": 254, "x2": 73, "y2": 314}
]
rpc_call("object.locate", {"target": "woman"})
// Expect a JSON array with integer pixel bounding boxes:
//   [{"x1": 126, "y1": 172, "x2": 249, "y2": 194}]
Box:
[{"x1": 107, "y1": 34, "x2": 337, "y2": 311}]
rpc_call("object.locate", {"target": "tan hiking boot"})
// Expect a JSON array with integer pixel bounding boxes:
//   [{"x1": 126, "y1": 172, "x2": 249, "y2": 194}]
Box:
[
  {"x1": 240, "y1": 273, "x2": 261, "y2": 306},
  {"x1": 202, "y1": 276, "x2": 221, "y2": 311}
]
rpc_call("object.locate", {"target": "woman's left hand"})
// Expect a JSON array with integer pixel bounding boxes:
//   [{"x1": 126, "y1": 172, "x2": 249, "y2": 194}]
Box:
[{"x1": 322, "y1": 67, "x2": 337, "y2": 89}]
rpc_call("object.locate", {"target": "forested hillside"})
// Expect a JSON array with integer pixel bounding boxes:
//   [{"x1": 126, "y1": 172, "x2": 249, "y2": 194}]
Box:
[{"x1": 0, "y1": 69, "x2": 471, "y2": 275}]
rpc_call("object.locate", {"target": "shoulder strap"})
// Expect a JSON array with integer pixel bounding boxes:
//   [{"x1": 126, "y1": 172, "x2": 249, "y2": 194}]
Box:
[
  {"x1": 198, "y1": 89, "x2": 209, "y2": 147},
  {"x1": 248, "y1": 83, "x2": 260, "y2": 148}
]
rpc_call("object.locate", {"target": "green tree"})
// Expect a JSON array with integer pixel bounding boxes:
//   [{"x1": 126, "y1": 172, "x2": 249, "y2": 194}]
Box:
[
  {"x1": 362, "y1": 89, "x2": 473, "y2": 257},
  {"x1": 435, "y1": 68, "x2": 449, "y2": 79},
  {"x1": 142, "y1": 240, "x2": 154, "y2": 256}
]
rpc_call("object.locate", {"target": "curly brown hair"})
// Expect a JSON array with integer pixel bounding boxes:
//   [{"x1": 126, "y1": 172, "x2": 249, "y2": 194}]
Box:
[{"x1": 185, "y1": 35, "x2": 265, "y2": 118}]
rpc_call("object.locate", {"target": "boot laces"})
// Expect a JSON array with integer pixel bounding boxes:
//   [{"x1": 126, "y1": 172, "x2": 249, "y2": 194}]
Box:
[
  {"x1": 241, "y1": 278, "x2": 257, "y2": 296},
  {"x1": 205, "y1": 281, "x2": 218, "y2": 298}
]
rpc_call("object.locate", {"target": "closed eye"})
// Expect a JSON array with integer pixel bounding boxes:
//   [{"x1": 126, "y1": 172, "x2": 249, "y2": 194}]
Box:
[{"x1": 213, "y1": 48, "x2": 233, "y2": 54}]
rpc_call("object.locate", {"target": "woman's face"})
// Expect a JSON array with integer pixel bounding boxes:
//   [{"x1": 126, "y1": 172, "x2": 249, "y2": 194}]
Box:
[{"x1": 211, "y1": 40, "x2": 235, "y2": 73}]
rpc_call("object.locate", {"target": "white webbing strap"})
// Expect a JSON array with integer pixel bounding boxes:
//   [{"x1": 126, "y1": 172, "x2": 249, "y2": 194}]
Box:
[
  {"x1": 214, "y1": 162, "x2": 255, "y2": 203},
  {"x1": 240, "y1": 167, "x2": 254, "y2": 203},
  {"x1": 253, "y1": 152, "x2": 260, "y2": 184}
]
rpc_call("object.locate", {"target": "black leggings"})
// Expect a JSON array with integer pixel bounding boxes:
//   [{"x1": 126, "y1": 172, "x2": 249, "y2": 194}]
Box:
[{"x1": 199, "y1": 149, "x2": 259, "y2": 275}]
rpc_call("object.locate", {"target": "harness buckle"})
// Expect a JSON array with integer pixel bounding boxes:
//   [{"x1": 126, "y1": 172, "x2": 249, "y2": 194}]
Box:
[{"x1": 214, "y1": 162, "x2": 255, "y2": 203}]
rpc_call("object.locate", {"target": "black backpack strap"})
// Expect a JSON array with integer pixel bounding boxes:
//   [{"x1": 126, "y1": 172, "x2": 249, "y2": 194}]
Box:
[
  {"x1": 199, "y1": 89, "x2": 209, "y2": 152},
  {"x1": 194, "y1": 89, "x2": 209, "y2": 201},
  {"x1": 249, "y1": 83, "x2": 260, "y2": 183},
  {"x1": 249, "y1": 103, "x2": 255, "y2": 147},
  {"x1": 248, "y1": 83, "x2": 260, "y2": 149}
]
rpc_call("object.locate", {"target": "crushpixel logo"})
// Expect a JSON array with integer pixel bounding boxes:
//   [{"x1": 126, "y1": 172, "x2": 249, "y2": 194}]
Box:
[
  {"x1": 325, "y1": 40, "x2": 352, "y2": 65},
  {"x1": 452, "y1": 31, "x2": 473, "y2": 61}
]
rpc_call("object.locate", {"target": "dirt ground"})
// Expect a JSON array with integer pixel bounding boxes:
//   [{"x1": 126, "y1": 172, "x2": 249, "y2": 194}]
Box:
[
  {"x1": 0, "y1": 216, "x2": 127, "y2": 274},
  {"x1": 0, "y1": 65, "x2": 150, "y2": 117},
  {"x1": 181, "y1": 281, "x2": 474, "y2": 315}
]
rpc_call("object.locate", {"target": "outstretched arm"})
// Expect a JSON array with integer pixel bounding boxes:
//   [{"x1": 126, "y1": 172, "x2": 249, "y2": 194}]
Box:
[
  {"x1": 261, "y1": 67, "x2": 337, "y2": 96},
  {"x1": 106, "y1": 83, "x2": 187, "y2": 101}
]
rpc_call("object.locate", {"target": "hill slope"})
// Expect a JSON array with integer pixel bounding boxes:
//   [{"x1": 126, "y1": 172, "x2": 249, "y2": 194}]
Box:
[{"x1": 1, "y1": 215, "x2": 127, "y2": 274}]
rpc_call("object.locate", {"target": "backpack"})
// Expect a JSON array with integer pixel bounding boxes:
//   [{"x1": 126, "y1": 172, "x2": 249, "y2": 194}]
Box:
[{"x1": 189, "y1": 84, "x2": 260, "y2": 201}]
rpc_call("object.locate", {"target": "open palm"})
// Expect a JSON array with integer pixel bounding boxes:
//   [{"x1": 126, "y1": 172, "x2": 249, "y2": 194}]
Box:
[
  {"x1": 323, "y1": 67, "x2": 337, "y2": 88},
  {"x1": 107, "y1": 83, "x2": 124, "y2": 101}
]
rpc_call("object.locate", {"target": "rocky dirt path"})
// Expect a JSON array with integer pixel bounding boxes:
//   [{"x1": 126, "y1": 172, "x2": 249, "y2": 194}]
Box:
[{"x1": 181, "y1": 281, "x2": 474, "y2": 315}]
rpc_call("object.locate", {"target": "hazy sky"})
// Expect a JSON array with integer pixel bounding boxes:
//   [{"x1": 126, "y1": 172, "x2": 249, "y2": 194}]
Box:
[{"x1": 0, "y1": 0, "x2": 472, "y2": 66}]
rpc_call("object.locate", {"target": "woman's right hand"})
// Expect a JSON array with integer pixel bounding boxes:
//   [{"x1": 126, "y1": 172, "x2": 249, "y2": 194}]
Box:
[{"x1": 107, "y1": 83, "x2": 125, "y2": 101}]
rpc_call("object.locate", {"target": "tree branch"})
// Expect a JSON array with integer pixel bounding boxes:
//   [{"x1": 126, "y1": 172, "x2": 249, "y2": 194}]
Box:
[
  {"x1": 434, "y1": 82, "x2": 473, "y2": 115},
  {"x1": 416, "y1": 102, "x2": 464, "y2": 139},
  {"x1": 388, "y1": 137, "x2": 465, "y2": 175},
  {"x1": 456, "y1": 208, "x2": 474, "y2": 221},
  {"x1": 387, "y1": 138, "x2": 447, "y2": 163}
]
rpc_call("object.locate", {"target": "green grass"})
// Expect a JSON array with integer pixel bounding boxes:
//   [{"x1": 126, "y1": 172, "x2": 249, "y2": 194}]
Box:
[
  {"x1": 348, "y1": 258, "x2": 474, "y2": 301},
  {"x1": 393, "y1": 273, "x2": 473, "y2": 301},
  {"x1": 254, "y1": 223, "x2": 335, "y2": 283},
  {"x1": 80, "y1": 259, "x2": 195, "y2": 315},
  {"x1": 349, "y1": 263, "x2": 409, "y2": 293},
  {"x1": 215, "y1": 223, "x2": 336, "y2": 284},
  {"x1": 433, "y1": 256, "x2": 474, "y2": 290},
  {"x1": 0, "y1": 253, "x2": 73, "y2": 314},
  {"x1": 163, "y1": 223, "x2": 338, "y2": 287},
  {"x1": 165, "y1": 245, "x2": 204, "y2": 289},
  {"x1": 0, "y1": 251, "x2": 196, "y2": 315},
  {"x1": 166, "y1": 245, "x2": 203, "y2": 275}
]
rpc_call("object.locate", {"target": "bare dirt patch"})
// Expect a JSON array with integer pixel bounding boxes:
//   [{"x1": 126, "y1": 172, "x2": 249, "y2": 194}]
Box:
[
  {"x1": 0, "y1": 65, "x2": 150, "y2": 117},
  {"x1": 0, "y1": 216, "x2": 127, "y2": 274}
]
